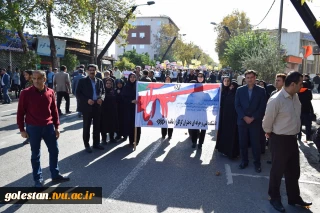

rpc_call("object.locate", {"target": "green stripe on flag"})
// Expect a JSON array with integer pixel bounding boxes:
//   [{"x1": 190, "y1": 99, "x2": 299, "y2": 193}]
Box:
[{"x1": 138, "y1": 83, "x2": 149, "y2": 92}]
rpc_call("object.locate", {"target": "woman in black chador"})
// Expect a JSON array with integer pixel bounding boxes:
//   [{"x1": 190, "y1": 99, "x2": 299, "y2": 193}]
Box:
[
  {"x1": 115, "y1": 79, "x2": 127, "y2": 141},
  {"x1": 189, "y1": 71, "x2": 207, "y2": 149},
  {"x1": 216, "y1": 80, "x2": 240, "y2": 158},
  {"x1": 101, "y1": 78, "x2": 118, "y2": 143},
  {"x1": 122, "y1": 73, "x2": 141, "y2": 146},
  {"x1": 161, "y1": 76, "x2": 174, "y2": 139}
]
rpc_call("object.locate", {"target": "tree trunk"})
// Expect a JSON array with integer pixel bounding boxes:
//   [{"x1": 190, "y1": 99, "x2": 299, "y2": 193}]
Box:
[
  {"x1": 46, "y1": 8, "x2": 58, "y2": 69},
  {"x1": 90, "y1": 11, "x2": 96, "y2": 64},
  {"x1": 17, "y1": 29, "x2": 29, "y2": 53},
  {"x1": 95, "y1": 9, "x2": 100, "y2": 65}
]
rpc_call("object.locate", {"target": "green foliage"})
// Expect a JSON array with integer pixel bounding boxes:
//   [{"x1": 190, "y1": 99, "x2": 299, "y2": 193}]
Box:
[
  {"x1": 153, "y1": 24, "x2": 215, "y2": 65},
  {"x1": 119, "y1": 49, "x2": 155, "y2": 68},
  {"x1": 114, "y1": 57, "x2": 135, "y2": 70},
  {"x1": 60, "y1": 51, "x2": 79, "y2": 73},
  {"x1": 224, "y1": 32, "x2": 287, "y2": 82},
  {"x1": 215, "y1": 10, "x2": 251, "y2": 64},
  {"x1": 224, "y1": 31, "x2": 272, "y2": 70},
  {"x1": 19, "y1": 51, "x2": 41, "y2": 71}
]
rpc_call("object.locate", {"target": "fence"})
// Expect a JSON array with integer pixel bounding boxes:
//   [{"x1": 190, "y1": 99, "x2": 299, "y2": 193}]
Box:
[{"x1": 0, "y1": 50, "x2": 24, "y2": 70}]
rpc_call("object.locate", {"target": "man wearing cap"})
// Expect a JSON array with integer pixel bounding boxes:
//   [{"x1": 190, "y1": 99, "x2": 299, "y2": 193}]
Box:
[{"x1": 72, "y1": 68, "x2": 86, "y2": 118}]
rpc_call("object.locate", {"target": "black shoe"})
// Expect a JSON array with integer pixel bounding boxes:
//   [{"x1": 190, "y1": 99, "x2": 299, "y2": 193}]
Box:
[
  {"x1": 270, "y1": 199, "x2": 285, "y2": 212},
  {"x1": 168, "y1": 135, "x2": 172, "y2": 140},
  {"x1": 288, "y1": 199, "x2": 312, "y2": 207},
  {"x1": 109, "y1": 139, "x2": 117, "y2": 143},
  {"x1": 267, "y1": 160, "x2": 272, "y2": 164},
  {"x1": 34, "y1": 180, "x2": 44, "y2": 187},
  {"x1": 239, "y1": 163, "x2": 248, "y2": 169},
  {"x1": 162, "y1": 135, "x2": 166, "y2": 139},
  {"x1": 66, "y1": 111, "x2": 72, "y2": 114},
  {"x1": 198, "y1": 144, "x2": 202, "y2": 149},
  {"x1": 85, "y1": 147, "x2": 92, "y2": 153},
  {"x1": 255, "y1": 166, "x2": 262, "y2": 173},
  {"x1": 52, "y1": 175, "x2": 70, "y2": 183},
  {"x1": 93, "y1": 144, "x2": 104, "y2": 150},
  {"x1": 115, "y1": 136, "x2": 121, "y2": 140},
  {"x1": 192, "y1": 143, "x2": 196, "y2": 148},
  {"x1": 122, "y1": 137, "x2": 127, "y2": 141}
]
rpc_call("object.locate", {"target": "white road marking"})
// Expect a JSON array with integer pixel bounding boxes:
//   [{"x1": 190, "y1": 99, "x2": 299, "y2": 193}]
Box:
[
  {"x1": 225, "y1": 164, "x2": 233, "y2": 185},
  {"x1": 106, "y1": 139, "x2": 162, "y2": 202}
]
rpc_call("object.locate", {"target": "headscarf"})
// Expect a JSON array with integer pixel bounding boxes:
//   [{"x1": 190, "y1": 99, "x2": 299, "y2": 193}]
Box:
[
  {"x1": 122, "y1": 73, "x2": 137, "y2": 99},
  {"x1": 164, "y1": 76, "x2": 172, "y2": 83},
  {"x1": 105, "y1": 78, "x2": 114, "y2": 95}
]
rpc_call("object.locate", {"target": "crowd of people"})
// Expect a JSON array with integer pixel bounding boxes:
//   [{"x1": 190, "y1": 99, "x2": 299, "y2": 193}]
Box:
[{"x1": 1, "y1": 63, "x2": 318, "y2": 211}]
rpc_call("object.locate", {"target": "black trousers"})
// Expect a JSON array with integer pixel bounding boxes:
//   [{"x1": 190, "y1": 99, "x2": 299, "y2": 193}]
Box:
[
  {"x1": 129, "y1": 127, "x2": 141, "y2": 144},
  {"x1": 82, "y1": 104, "x2": 101, "y2": 147},
  {"x1": 269, "y1": 133, "x2": 300, "y2": 201},
  {"x1": 298, "y1": 113, "x2": 312, "y2": 141},
  {"x1": 190, "y1": 129, "x2": 206, "y2": 144},
  {"x1": 238, "y1": 125, "x2": 261, "y2": 167},
  {"x1": 161, "y1": 128, "x2": 173, "y2": 138},
  {"x1": 57, "y1": 91, "x2": 70, "y2": 113}
]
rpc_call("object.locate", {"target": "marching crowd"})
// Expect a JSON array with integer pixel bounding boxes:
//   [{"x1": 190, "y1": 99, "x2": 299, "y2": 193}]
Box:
[{"x1": 0, "y1": 63, "x2": 318, "y2": 211}]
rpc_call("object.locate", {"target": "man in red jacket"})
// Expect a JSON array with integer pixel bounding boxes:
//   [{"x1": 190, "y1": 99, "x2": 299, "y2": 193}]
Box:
[{"x1": 17, "y1": 70, "x2": 70, "y2": 187}]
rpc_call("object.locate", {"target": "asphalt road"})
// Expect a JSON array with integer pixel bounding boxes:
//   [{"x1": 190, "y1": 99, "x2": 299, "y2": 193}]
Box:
[{"x1": 0, "y1": 96, "x2": 319, "y2": 213}]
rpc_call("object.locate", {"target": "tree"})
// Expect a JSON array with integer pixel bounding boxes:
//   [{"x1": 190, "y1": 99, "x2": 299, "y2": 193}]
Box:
[
  {"x1": 85, "y1": 0, "x2": 134, "y2": 64},
  {"x1": 223, "y1": 31, "x2": 273, "y2": 70},
  {"x1": 240, "y1": 34, "x2": 287, "y2": 83},
  {"x1": 114, "y1": 57, "x2": 135, "y2": 70},
  {"x1": 20, "y1": 51, "x2": 41, "y2": 71},
  {"x1": 153, "y1": 23, "x2": 179, "y2": 62},
  {"x1": 60, "y1": 51, "x2": 79, "y2": 73},
  {"x1": 215, "y1": 10, "x2": 251, "y2": 65},
  {"x1": 119, "y1": 49, "x2": 155, "y2": 68},
  {"x1": 0, "y1": 0, "x2": 40, "y2": 53}
]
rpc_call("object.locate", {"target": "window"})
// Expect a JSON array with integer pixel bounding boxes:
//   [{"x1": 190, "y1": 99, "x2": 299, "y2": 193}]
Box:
[
  {"x1": 132, "y1": 45, "x2": 137, "y2": 50},
  {"x1": 139, "y1": 32, "x2": 145, "y2": 38},
  {"x1": 157, "y1": 21, "x2": 162, "y2": 26},
  {"x1": 131, "y1": 33, "x2": 136, "y2": 37},
  {"x1": 156, "y1": 44, "x2": 160, "y2": 48},
  {"x1": 131, "y1": 22, "x2": 136, "y2": 26},
  {"x1": 140, "y1": 45, "x2": 145, "y2": 49},
  {"x1": 140, "y1": 21, "x2": 145, "y2": 25}
]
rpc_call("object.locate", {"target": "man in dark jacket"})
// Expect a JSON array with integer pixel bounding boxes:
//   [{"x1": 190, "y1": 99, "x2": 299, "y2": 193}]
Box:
[
  {"x1": 148, "y1": 70, "x2": 157, "y2": 82},
  {"x1": 76, "y1": 64, "x2": 105, "y2": 153},
  {"x1": 298, "y1": 81, "x2": 313, "y2": 142},
  {"x1": 140, "y1": 70, "x2": 151, "y2": 82},
  {"x1": 313, "y1": 73, "x2": 320, "y2": 93}
]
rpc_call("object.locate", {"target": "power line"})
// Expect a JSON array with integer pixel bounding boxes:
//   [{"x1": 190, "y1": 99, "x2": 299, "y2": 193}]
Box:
[{"x1": 252, "y1": 0, "x2": 276, "y2": 27}]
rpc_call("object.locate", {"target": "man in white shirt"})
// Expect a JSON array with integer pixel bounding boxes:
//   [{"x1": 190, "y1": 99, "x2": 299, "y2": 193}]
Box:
[
  {"x1": 263, "y1": 71, "x2": 312, "y2": 212},
  {"x1": 113, "y1": 66, "x2": 122, "y2": 79}
]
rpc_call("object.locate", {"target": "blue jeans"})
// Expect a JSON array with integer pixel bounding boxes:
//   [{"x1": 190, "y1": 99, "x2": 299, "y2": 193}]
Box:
[
  {"x1": 26, "y1": 124, "x2": 60, "y2": 182},
  {"x1": 2, "y1": 86, "x2": 11, "y2": 103}
]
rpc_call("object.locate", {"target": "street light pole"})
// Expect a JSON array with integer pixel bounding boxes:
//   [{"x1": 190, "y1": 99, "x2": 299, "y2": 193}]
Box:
[
  {"x1": 278, "y1": 0, "x2": 284, "y2": 48},
  {"x1": 160, "y1": 34, "x2": 186, "y2": 62},
  {"x1": 210, "y1": 22, "x2": 231, "y2": 37},
  {"x1": 97, "y1": 1, "x2": 155, "y2": 67}
]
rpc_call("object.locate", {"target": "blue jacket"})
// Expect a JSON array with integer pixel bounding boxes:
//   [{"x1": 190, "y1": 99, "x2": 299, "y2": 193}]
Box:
[
  {"x1": 72, "y1": 74, "x2": 85, "y2": 96},
  {"x1": 235, "y1": 85, "x2": 266, "y2": 126},
  {"x1": 2, "y1": 73, "x2": 10, "y2": 87}
]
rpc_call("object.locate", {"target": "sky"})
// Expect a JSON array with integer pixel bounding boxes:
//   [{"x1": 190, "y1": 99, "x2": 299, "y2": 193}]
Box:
[{"x1": 57, "y1": 0, "x2": 320, "y2": 63}]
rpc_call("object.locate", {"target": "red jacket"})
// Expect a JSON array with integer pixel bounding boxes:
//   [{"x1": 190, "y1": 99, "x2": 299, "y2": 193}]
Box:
[{"x1": 17, "y1": 86, "x2": 59, "y2": 132}]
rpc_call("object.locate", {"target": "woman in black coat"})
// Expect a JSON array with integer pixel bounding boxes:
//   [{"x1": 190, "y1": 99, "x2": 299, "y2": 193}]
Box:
[
  {"x1": 101, "y1": 78, "x2": 118, "y2": 143},
  {"x1": 161, "y1": 76, "x2": 174, "y2": 139},
  {"x1": 189, "y1": 71, "x2": 207, "y2": 149},
  {"x1": 115, "y1": 79, "x2": 127, "y2": 141},
  {"x1": 216, "y1": 81, "x2": 240, "y2": 158},
  {"x1": 122, "y1": 73, "x2": 141, "y2": 145}
]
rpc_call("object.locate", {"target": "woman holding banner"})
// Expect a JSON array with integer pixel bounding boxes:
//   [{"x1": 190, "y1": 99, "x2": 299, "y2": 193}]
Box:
[
  {"x1": 161, "y1": 76, "x2": 174, "y2": 139},
  {"x1": 189, "y1": 71, "x2": 207, "y2": 149},
  {"x1": 122, "y1": 73, "x2": 141, "y2": 146}
]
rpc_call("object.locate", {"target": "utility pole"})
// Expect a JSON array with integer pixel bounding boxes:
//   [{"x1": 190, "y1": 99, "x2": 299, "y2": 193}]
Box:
[{"x1": 278, "y1": 0, "x2": 284, "y2": 48}]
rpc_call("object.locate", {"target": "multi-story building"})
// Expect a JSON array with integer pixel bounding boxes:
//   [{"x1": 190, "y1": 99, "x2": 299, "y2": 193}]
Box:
[
  {"x1": 258, "y1": 28, "x2": 319, "y2": 74},
  {"x1": 115, "y1": 15, "x2": 179, "y2": 61}
]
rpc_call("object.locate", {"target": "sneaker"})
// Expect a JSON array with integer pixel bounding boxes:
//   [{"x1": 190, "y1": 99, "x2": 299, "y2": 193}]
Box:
[
  {"x1": 34, "y1": 180, "x2": 44, "y2": 187},
  {"x1": 85, "y1": 147, "x2": 92, "y2": 153}
]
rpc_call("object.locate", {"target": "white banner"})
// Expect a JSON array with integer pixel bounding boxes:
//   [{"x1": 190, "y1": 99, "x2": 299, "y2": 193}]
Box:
[{"x1": 37, "y1": 36, "x2": 66, "y2": 57}]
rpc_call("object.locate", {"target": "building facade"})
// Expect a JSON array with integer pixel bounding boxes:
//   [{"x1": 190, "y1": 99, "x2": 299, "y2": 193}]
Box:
[{"x1": 115, "y1": 16, "x2": 179, "y2": 60}]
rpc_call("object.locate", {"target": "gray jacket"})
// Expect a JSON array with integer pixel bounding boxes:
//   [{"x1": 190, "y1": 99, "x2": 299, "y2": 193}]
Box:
[{"x1": 53, "y1": 71, "x2": 71, "y2": 93}]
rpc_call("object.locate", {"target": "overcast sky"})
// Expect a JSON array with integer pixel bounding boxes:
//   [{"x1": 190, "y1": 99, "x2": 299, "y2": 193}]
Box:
[{"x1": 67, "y1": 0, "x2": 320, "y2": 63}]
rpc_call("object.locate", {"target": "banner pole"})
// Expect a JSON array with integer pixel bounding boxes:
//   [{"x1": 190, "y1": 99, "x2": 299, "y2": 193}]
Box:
[{"x1": 134, "y1": 127, "x2": 137, "y2": 151}]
